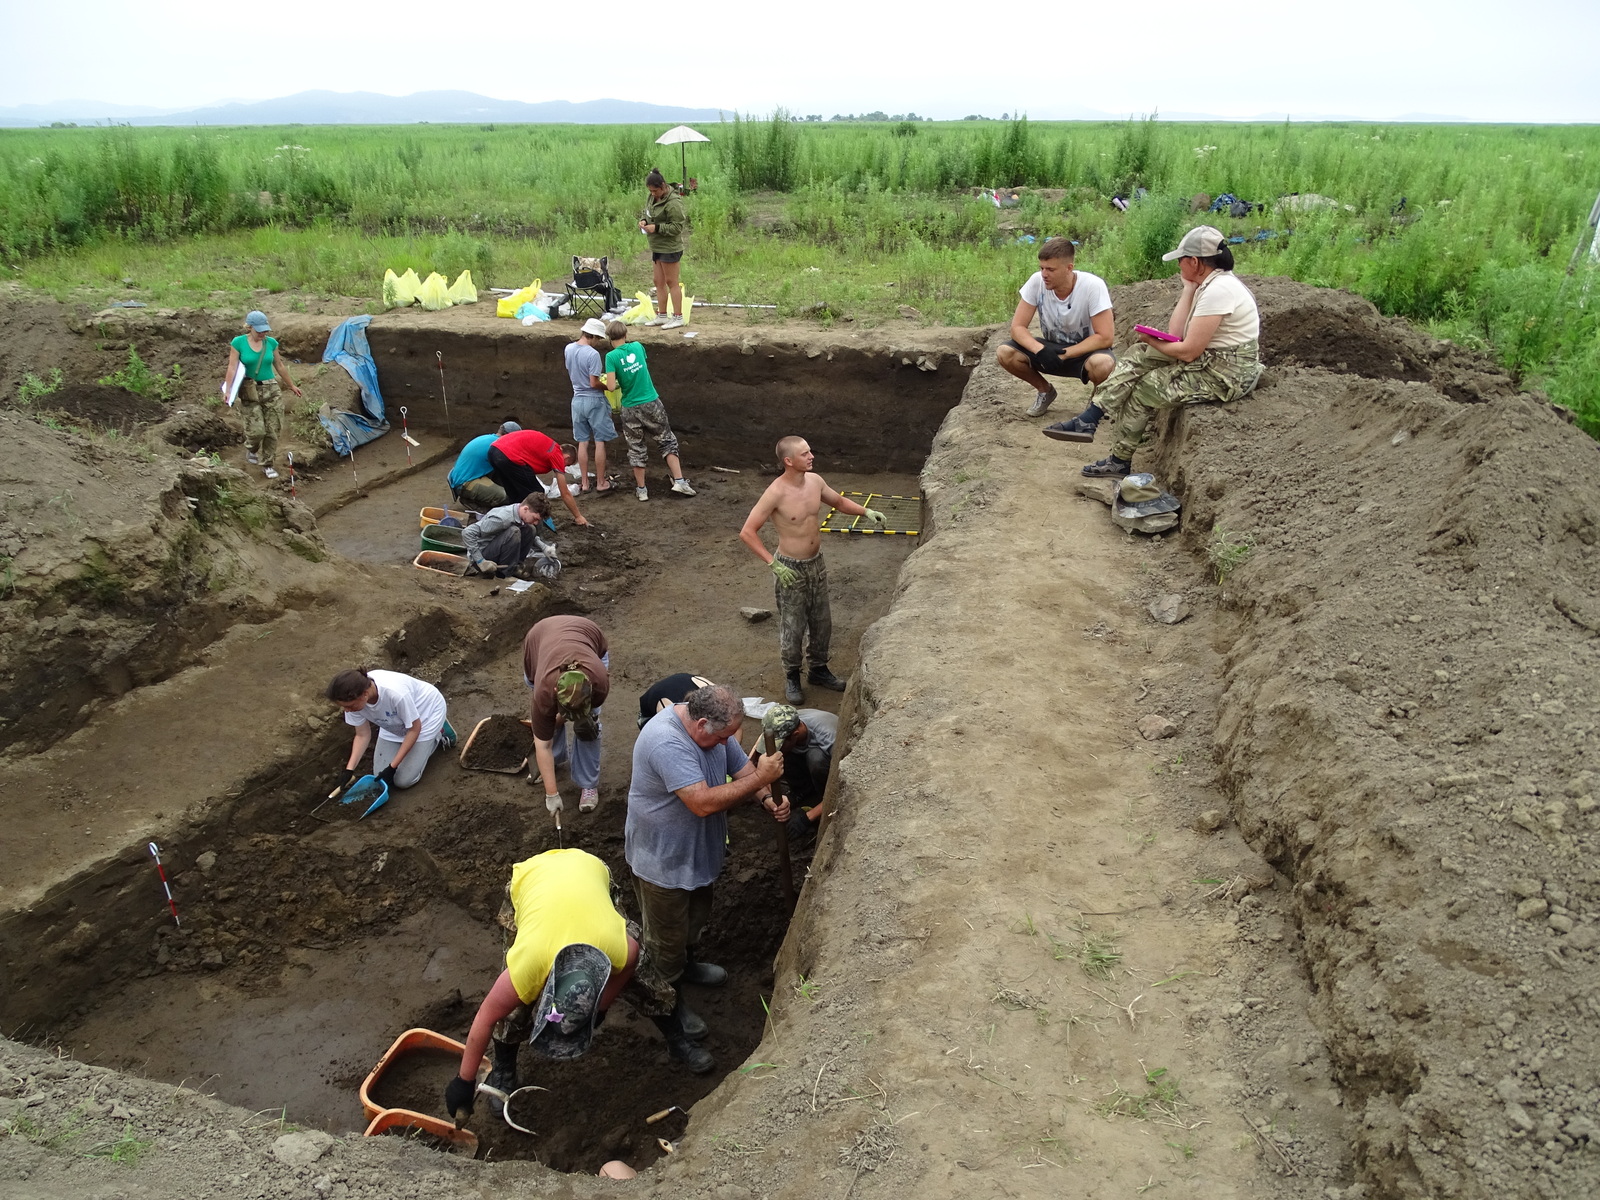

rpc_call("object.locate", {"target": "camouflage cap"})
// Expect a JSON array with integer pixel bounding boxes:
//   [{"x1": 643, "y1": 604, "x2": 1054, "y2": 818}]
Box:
[
  {"x1": 762, "y1": 704, "x2": 802, "y2": 743},
  {"x1": 555, "y1": 669, "x2": 592, "y2": 710}
]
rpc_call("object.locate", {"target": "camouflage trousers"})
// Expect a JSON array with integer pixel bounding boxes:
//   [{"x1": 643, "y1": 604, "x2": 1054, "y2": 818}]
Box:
[
  {"x1": 775, "y1": 550, "x2": 832, "y2": 672},
  {"x1": 238, "y1": 379, "x2": 283, "y2": 468},
  {"x1": 1100, "y1": 340, "x2": 1263, "y2": 462}
]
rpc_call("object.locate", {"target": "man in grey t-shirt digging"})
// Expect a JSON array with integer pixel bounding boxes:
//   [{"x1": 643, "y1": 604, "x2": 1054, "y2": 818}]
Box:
[{"x1": 625, "y1": 684, "x2": 787, "y2": 1072}]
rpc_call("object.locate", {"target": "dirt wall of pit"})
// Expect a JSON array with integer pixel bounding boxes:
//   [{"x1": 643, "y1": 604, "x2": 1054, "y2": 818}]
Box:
[{"x1": 1107, "y1": 278, "x2": 1600, "y2": 1199}]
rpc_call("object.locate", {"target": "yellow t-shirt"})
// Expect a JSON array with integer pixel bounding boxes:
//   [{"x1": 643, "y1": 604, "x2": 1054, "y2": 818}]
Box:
[{"x1": 504, "y1": 849, "x2": 629, "y2": 1004}]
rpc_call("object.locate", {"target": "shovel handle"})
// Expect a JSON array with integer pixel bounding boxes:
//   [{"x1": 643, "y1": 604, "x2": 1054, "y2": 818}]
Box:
[{"x1": 764, "y1": 733, "x2": 797, "y2": 911}]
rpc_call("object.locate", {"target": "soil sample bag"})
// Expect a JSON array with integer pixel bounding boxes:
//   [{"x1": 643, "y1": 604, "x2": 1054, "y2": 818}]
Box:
[
  {"x1": 447, "y1": 270, "x2": 478, "y2": 305},
  {"x1": 418, "y1": 272, "x2": 452, "y2": 311}
]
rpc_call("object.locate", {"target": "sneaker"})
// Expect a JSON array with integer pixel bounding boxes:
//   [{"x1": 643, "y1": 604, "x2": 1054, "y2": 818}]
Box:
[
  {"x1": 245, "y1": 450, "x2": 259, "y2": 465},
  {"x1": 439, "y1": 719, "x2": 457, "y2": 750},
  {"x1": 263, "y1": 466, "x2": 280, "y2": 480},
  {"x1": 636, "y1": 485, "x2": 650, "y2": 502},
  {"x1": 661, "y1": 316, "x2": 684, "y2": 330},
  {"x1": 1081, "y1": 456, "x2": 1133, "y2": 479},
  {"x1": 1026, "y1": 389, "x2": 1057, "y2": 418},
  {"x1": 669, "y1": 477, "x2": 696, "y2": 497},
  {"x1": 579, "y1": 787, "x2": 599, "y2": 813},
  {"x1": 644, "y1": 314, "x2": 668, "y2": 326}
]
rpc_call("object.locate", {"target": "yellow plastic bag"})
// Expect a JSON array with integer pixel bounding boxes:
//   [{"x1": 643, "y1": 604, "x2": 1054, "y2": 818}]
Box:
[
  {"x1": 605, "y1": 387, "x2": 623, "y2": 412},
  {"x1": 417, "y1": 271, "x2": 451, "y2": 311},
  {"x1": 621, "y1": 291, "x2": 656, "y2": 325},
  {"x1": 384, "y1": 267, "x2": 419, "y2": 308},
  {"x1": 447, "y1": 270, "x2": 478, "y2": 305},
  {"x1": 398, "y1": 268, "x2": 422, "y2": 305},
  {"x1": 496, "y1": 278, "x2": 542, "y2": 318},
  {"x1": 681, "y1": 295, "x2": 694, "y2": 326}
]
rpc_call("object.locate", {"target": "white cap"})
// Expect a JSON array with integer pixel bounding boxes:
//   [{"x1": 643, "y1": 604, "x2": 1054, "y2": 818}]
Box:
[{"x1": 1161, "y1": 226, "x2": 1226, "y2": 261}]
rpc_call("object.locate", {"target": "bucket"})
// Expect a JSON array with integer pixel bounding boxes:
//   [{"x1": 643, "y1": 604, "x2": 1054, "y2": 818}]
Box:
[
  {"x1": 420, "y1": 523, "x2": 466, "y2": 554},
  {"x1": 363, "y1": 1108, "x2": 479, "y2": 1156},
  {"x1": 419, "y1": 506, "x2": 474, "y2": 530},
  {"x1": 361, "y1": 1028, "x2": 475, "y2": 1121},
  {"x1": 414, "y1": 550, "x2": 467, "y2": 576}
]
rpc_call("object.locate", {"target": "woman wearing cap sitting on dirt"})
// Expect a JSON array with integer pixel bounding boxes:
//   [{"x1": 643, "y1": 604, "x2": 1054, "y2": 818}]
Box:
[
  {"x1": 326, "y1": 667, "x2": 456, "y2": 795},
  {"x1": 444, "y1": 848, "x2": 641, "y2": 1124},
  {"x1": 222, "y1": 310, "x2": 302, "y2": 482},
  {"x1": 1043, "y1": 226, "x2": 1264, "y2": 478},
  {"x1": 640, "y1": 168, "x2": 688, "y2": 329}
]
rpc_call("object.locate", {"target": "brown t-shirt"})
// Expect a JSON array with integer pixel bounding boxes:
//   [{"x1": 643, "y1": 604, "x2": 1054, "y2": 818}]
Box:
[{"x1": 523, "y1": 615, "x2": 610, "y2": 740}]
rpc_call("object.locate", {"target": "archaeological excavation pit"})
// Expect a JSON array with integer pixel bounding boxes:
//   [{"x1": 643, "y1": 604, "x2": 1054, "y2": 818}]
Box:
[{"x1": 0, "y1": 315, "x2": 978, "y2": 1174}]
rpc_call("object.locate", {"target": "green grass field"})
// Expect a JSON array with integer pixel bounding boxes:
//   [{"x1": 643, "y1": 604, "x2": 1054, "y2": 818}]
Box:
[{"x1": 3, "y1": 115, "x2": 1598, "y2": 429}]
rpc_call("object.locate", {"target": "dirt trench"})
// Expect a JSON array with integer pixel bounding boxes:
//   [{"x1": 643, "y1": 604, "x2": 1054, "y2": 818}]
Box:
[{"x1": 3, "y1": 279, "x2": 1598, "y2": 1200}]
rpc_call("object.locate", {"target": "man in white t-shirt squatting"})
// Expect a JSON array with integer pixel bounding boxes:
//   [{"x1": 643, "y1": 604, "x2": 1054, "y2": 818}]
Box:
[{"x1": 995, "y1": 237, "x2": 1117, "y2": 419}]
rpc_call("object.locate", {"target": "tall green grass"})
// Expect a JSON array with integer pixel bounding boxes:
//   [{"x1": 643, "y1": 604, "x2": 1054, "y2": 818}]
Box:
[{"x1": 3, "y1": 118, "x2": 1598, "y2": 428}]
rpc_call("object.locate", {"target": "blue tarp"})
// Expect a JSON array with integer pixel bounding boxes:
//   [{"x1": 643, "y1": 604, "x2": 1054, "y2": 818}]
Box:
[{"x1": 319, "y1": 315, "x2": 389, "y2": 457}]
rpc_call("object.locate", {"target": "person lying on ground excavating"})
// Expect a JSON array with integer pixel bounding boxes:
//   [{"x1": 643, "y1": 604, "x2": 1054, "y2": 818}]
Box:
[
  {"x1": 626, "y1": 684, "x2": 788, "y2": 1073},
  {"x1": 995, "y1": 237, "x2": 1115, "y2": 420},
  {"x1": 568, "y1": 318, "x2": 618, "y2": 497},
  {"x1": 637, "y1": 673, "x2": 716, "y2": 728},
  {"x1": 462, "y1": 492, "x2": 556, "y2": 579},
  {"x1": 444, "y1": 847, "x2": 639, "y2": 1124},
  {"x1": 449, "y1": 419, "x2": 521, "y2": 510},
  {"x1": 748, "y1": 703, "x2": 836, "y2": 845},
  {"x1": 488, "y1": 427, "x2": 590, "y2": 526},
  {"x1": 601, "y1": 320, "x2": 695, "y2": 501},
  {"x1": 739, "y1": 436, "x2": 884, "y2": 704},
  {"x1": 222, "y1": 310, "x2": 303, "y2": 482},
  {"x1": 524, "y1": 615, "x2": 610, "y2": 814},
  {"x1": 1044, "y1": 225, "x2": 1264, "y2": 478},
  {"x1": 326, "y1": 668, "x2": 456, "y2": 794}
]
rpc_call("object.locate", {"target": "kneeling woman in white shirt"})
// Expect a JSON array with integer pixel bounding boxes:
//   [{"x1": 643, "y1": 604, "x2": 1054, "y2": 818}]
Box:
[{"x1": 327, "y1": 667, "x2": 456, "y2": 794}]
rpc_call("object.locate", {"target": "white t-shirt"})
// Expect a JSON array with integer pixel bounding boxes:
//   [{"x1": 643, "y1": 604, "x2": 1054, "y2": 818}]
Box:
[
  {"x1": 344, "y1": 669, "x2": 448, "y2": 744},
  {"x1": 1018, "y1": 270, "x2": 1113, "y2": 344},
  {"x1": 1190, "y1": 272, "x2": 1260, "y2": 348}
]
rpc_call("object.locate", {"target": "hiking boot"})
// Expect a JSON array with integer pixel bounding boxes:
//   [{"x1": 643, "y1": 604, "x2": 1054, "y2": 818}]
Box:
[
  {"x1": 636, "y1": 486, "x2": 650, "y2": 502},
  {"x1": 675, "y1": 997, "x2": 709, "y2": 1040},
  {"x1": 784, "y1": 670, "x2": 804, "y2": 704},
  {"x1": 1042, "y1": 412, "x2": 1101, "y2": 443},
  {"x1": 807, "y1": 664, "x2": 847, "y2": 692},
  {"x1": 681, "y1": 956, "x2": 728, "y2": 987},
  {"x1": 1081, "y1": 456, "x2": 1133, "y2": 479},
  {"x1": 670, "y1": 477, "x2": 696, "y2": 497},
  {"x1": 1025, "y1": 389, "x2": 1057, "y2": 417},
  {"x1": 650, "y1": 1012, "x2": 714, "y2": 1074}
]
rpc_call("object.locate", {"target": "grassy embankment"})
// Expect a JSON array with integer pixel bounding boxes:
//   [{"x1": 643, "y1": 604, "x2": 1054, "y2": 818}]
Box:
[{"x1": 2, "y1": 116, "x2": 1597, "y2": 427}]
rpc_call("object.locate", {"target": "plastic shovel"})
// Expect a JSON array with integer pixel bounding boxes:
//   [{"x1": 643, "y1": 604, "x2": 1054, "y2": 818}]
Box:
[{"x1": 342, "y1": 774, "x2": 391, "y2": 819}]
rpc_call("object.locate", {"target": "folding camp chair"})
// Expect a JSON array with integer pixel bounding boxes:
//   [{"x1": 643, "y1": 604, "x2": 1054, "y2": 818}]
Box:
[{"x1": 565, "y1": 256, "x2": 622, "y2": 319}]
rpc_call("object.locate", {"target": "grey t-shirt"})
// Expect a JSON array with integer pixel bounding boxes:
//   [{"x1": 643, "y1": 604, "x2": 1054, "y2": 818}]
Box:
[
  {"x1": 626, "y1": 708, "x2": 751, "y2": 890},
  {"x1": 565, "y1": 342, "x2": 603, "y2": 402},
  {"x1": 797, "y1": 709, "x2": 837, "y2": 756}
]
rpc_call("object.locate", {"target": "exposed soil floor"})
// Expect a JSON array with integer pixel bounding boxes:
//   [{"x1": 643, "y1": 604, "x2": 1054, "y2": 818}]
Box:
[{"x1": 2, "y1": 280, "x2": 1598, "y2": 1200}]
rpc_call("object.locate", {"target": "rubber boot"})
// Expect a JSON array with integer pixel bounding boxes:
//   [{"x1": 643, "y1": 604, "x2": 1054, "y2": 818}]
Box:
[
  {"x1": 484, "y1": 1038, "x2": 519, "y2": 1115},
  {"x1": 784, "y1": 669, "x2": 804, "y2": 704},
  {"x1": 807, "y1": 663, "x2": 847, "y2": 692},
  {"x1": 681, "y1": 952, "x2": 728, "y2": 987},
  {"x1": 675, "y1": 996, "x2": 708, "y2": 1040},
  {"x1": 651, "y1": 1011, "x2": 714, "y2": 1073}
]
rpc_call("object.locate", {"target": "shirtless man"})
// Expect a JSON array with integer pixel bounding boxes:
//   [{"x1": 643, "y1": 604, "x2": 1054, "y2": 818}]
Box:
[{"x1": 739, "y1": 436, "x2": 884, "y2": 703}]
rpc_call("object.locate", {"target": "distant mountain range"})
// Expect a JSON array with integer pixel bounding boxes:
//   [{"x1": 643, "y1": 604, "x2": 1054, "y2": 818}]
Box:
[
  {"x1": 0, "y1": 91, "x2": 728, "y2": 128},
  {"x1": 0, "y1": 91, "x2": 1488, "y2": 128}
]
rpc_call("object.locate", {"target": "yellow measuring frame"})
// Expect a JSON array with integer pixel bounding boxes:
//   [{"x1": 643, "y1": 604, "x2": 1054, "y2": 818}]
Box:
[{"x1": 820, "y1": 492, "x2": 922, "y2": 536}]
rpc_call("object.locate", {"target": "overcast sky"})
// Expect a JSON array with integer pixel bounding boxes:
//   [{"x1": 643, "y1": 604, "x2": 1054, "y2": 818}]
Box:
[{"x1": 4, "y1": 0, "x2": 1598, "y2": 122}]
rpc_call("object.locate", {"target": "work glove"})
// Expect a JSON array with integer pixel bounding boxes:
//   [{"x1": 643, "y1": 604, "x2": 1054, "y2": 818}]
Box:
[
  {"x1": 378, "y1": 766, "x2": 397, "y2": 788},
  {"x1": 545, "y1": 793, "x2": 564, "y2": 814},
  {"x1": 468, "y1": 558, "x2": 498, "y2": 578},
  {"x1": 770, "y1": 559, "x2": 799, "y2": 589},
  {"x1": 863, "y1": 508, "x2": 887, "y2": 529},
  {"x1": 329, "y1": 768, "x2": 355, "y2": 799},
  {"x1": 444, "y1": 1076, "x2": 476, "y2": 1122}
]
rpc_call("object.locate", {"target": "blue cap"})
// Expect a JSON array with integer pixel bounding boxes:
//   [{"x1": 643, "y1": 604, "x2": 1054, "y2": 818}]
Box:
[{"x1": 245, "y1": 310, "x2": 271, "y2": 332}]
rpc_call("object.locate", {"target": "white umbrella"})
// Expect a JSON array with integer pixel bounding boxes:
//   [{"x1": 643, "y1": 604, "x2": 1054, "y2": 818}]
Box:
[{"x1": 655, "y1": 125, "x2": 711, "y2": 190}]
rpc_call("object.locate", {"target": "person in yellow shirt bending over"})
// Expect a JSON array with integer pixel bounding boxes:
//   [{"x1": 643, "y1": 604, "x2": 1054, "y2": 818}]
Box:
[{"x1": 443, "y1": 848, "x2": 638, "y2": 1122}]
